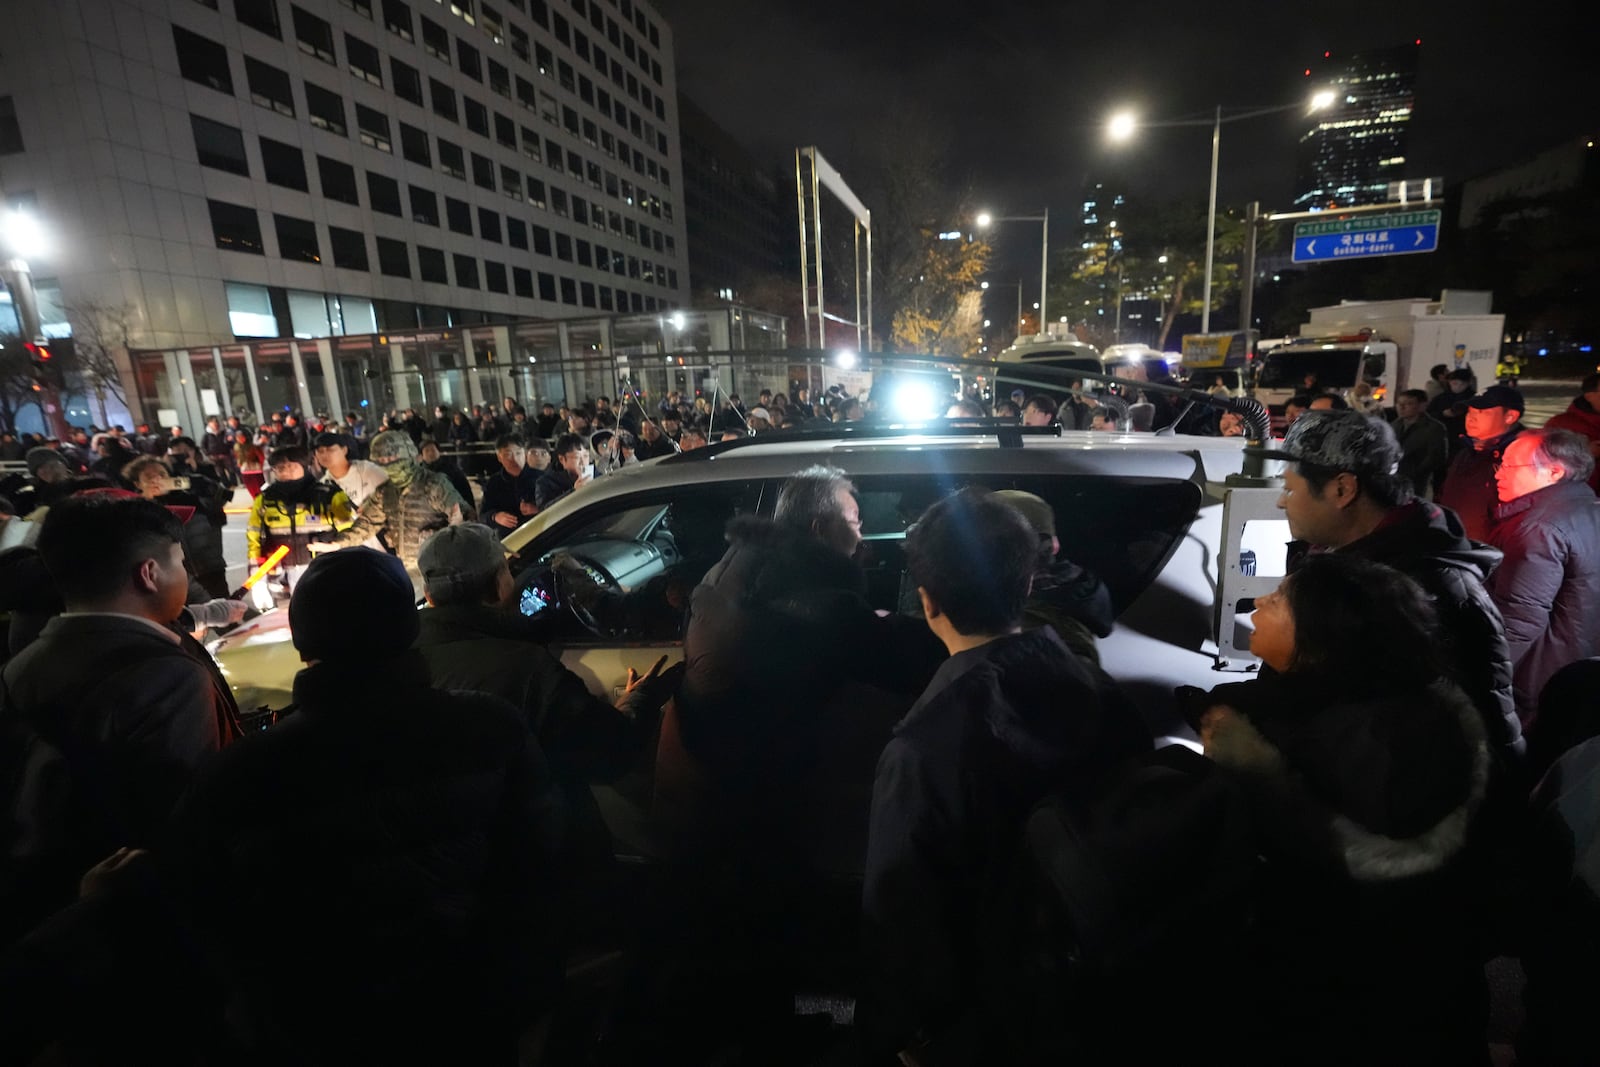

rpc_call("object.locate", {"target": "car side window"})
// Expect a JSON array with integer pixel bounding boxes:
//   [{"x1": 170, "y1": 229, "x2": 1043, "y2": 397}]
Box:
[{"x1": 528, "y1": 480, "x2": 763, "y2": 641}]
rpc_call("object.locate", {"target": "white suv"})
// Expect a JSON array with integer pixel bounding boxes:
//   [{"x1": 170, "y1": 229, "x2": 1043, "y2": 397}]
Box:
[{"x1": 212, "y1": 425, "x2": 1287, "y2": 740}]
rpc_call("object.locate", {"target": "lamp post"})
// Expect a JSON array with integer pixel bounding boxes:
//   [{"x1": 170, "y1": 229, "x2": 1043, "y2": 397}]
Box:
[
  {"x1": 975, "y1": 209, "x2": 1049, "y2": 333},
  {"x1": 1106, "y1": 92, "x2": 1334, "y2": 333},
  {"x1": 1, "y1": 207, "x2": 71, "y2": 439}
]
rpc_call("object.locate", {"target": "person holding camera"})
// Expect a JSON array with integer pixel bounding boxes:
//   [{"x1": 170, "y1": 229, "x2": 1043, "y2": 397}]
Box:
[{"x1": 125, "y1": 455, "x2": 229, "y2": 599}]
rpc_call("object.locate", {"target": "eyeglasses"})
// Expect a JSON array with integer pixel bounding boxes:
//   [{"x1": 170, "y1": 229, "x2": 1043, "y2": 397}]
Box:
[{"x1": 1493, "y1": 460, "x2": 1541, "y2": 472}]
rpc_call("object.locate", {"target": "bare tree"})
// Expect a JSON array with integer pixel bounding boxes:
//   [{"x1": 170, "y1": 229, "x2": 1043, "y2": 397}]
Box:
[
  {"x1": 0, "y1": 332, "x2": 42, "y2": 434},
  {"x1": 64, "y1": 300, "x2": 135, "y2": 428}
]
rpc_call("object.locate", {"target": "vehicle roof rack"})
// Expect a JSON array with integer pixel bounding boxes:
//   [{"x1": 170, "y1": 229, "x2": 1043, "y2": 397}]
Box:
[{"x1": 659, "y1": 419, "x2": 1062, "y2": 463}]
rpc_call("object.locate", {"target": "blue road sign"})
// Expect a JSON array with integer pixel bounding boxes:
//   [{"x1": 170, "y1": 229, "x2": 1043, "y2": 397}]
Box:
[{"x1": 1291, "y1": 209, "x2": 1441, "y2": 264}]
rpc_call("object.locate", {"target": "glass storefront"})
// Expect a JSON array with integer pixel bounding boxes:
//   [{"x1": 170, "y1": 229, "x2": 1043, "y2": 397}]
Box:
[{"x1": 128, "y1": 305, "x2": 790, "y2": 429}]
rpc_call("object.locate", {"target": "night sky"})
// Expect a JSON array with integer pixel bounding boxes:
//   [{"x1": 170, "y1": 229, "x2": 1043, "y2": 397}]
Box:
[{"x1": 657, "y1": 0, "x2": 1590, "y2": 266}]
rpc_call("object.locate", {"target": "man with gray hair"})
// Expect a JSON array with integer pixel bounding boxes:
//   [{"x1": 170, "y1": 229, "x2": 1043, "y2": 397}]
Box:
[
  {"x1": 667, "y1": 464, "x2": 944, "y2": 1048},
  {"x1": 1487, "y1": 428, "x2": 1600, "y2": 726}
]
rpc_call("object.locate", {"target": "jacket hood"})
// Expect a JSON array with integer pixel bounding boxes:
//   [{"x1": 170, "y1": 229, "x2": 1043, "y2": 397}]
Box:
[
  {"x1": 1206, "y1": 675, "x2": 1489, "y2": 882},
  {"x1": 1348, "y1": 500, "x2": 1502, "y2": 582},
  {"x1": 901, "y1": 627, "x2": 1108, "y2": 772}
]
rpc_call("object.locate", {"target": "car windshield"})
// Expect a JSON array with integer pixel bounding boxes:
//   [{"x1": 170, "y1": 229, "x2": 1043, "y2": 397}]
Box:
[{"x1": 1257, "y1": 349, "x2": 1363, "y2": 389}]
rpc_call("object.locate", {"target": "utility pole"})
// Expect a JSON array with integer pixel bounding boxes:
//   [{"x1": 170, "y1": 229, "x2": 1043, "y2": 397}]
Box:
[{"x1": 2, "y1": 259, "x2": 72, "y2": 439}]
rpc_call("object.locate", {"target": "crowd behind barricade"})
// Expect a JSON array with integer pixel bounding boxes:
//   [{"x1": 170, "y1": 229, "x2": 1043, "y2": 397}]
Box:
[{"x1": 1, "y1": 373, "x2": 1599, "y2": 1064}]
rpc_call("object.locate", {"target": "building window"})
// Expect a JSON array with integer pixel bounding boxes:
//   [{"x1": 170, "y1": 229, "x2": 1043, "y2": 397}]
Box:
[
  {"x1": 274, "y1": 214, "x2": 320, "y2": 263},
  {"x1": 470, "y1": 152, "x2": 494, "y2": 190},
  {"x1": 399, "y1": 122, "x2": 430, "y2": 165},
  {"x1": 500, "y1": 165, "x2": 522, "y2": 200},
  {"x1": 377, "y1": 236, "x2": 411, "y2": 278},
  {"x1": 537, "y1": 271, "x2": 556, "y2": 300},
  {"x1": 507, "y1": 217, "x2": 527, "y2": 249},
  {"x1": 513, "y1": 266, "x2": 533, "y2": 297},
  {"x1": 544, "y1": 137, "x2": 562, "y2": 170},
  {"x1": 416, "y1": 245, "x2": 447, "y2": 282},
  {"x1": 555, "y1": 232, "x2": 572, "y2": 261},
  {"x1": 328, "y1": 226, "x2": 369, "y2": 270},
  {"x1": 0, "y1": 96, "x2": 23, "y2": 155},
  {"x1": 575, "y1": 239, "x2": 591, "y2": 267},
  {"x1": 464, "y1": 97, "x2": 489, "y2": 138},
  {"x1": 172, "y1": 26, "x2": 234, "y2": 95},
  {"x1": 408, "y1": 184, "x2": 438, "y2": 225},
  {"x1": 580, "y1": 281, "x2": 595, "y2": 308},
  {"x1": 339, "y1": 0, "x2": 373, "y2": 18},
  {"x1": 291, "y1": 5, "x2": 337, "y2": 63},
  {"x1": 494, "y1": 112, "x2": 516, "y2": 149},
  {"x1": 304, "y1": 82, "x2": 347, "y2": 135},
  {"x1": 227, "y1": 282, "x2": 278, "y2": 335},
  {"x1": 345, "y1": 33, "x2": 383, "y2": 85},
  {"x1": 235, "y1": 0, "x2": 282, "y2": 38},
  {"x1": 551, "y1": 186, "x2": 567, "y2": 217},
  {"x1": 438, "y1": 138, "x2": 465, "y2": 179},
  {"x1": 366, "y1": 172, "x2": 403, "y2": 216},
  {"x1": 317, "y1": 155, "x2": 360, "y2": 204},
  {"x1": 532, "y1": 225, "x2": 551, "y2": 255},
  {"x1": 559, "y1": 276, "x2": 577, "y2": 305},
  {"x1": 456, "y1": 37, "x2": 482, "y2": 81},
  {"x1": 259, "y1": 136, "x2": 309, "y2": 190},
  {"x1": 572, "y1": 197, "x2": 587, "y2": 225},
  {"x1": 391, "y1": 57, "x2": 423, "y2": 105},
  {"x1": 382, "y1": 0, "x2": 412, "y2": 39},
  {"x1": 520, "y1": 127, "x2": 541, "y2": 162},
  {"x1": 429, "y1": 78, "x2": 458, "y2": 122},
  {"x1": 535, "y1": 43, "x2": 554, "y2": 76},
  {"x1": 488, "y1": 60, "x2": 510, "y2": 99},
  {"x1": 356, "y1": 104, "x2": 391, "y2": 151},
  {"x1": 597, "y1": 286, "x2": 612, "y2": 311},
  {"x1": 191, "y1": 114, "x2": 249, "y2": 175},
  {"x1": 245, "y1": 57, "x2": 295, "y2": 115},
  {"x1": 509, "y1": 24, "x2": 529, "y2": 61},
  {"x1": 477, "y1": 207, "x2": 501, "y2": 243},
  {"x1": 593, "y1": 243, "x2": 608, "y2": 271},
  {"x1": 445, "y1": 196, "x2": 472, "y2": 234},
  {"x1": 484, "y1": 260, "x2": 507, "y2": 293},
  {"x1": 420, "y1": 15, "x2": 449, "y2": 61},
  {"x1": 527, "y1": 178, "x2": 546, "y2": 209},
  {"x1": 208, "y1": 199, "x2": 264, "y2": 255},
  {"x1": 453, "y1": 254, "x2": 480, "y2": 289}
]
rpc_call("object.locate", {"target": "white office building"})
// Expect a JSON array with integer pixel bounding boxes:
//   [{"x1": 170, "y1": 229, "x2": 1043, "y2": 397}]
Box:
[{"x1": 0, "y1": 0, "x2": 688, "y2": 425}]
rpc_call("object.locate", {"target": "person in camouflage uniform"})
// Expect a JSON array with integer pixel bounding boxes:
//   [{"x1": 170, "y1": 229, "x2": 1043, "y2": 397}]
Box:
[{"x1": 324, "y1": 430, "x2": 472, "y2": 580}]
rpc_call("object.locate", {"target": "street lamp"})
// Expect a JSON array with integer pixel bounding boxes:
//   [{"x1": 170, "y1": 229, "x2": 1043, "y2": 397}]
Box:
[
  {"x1": 975, "y1": 208, "x2": 1050, "y2": 333},
  {"x1": 1105, "y1": 93, "x2": 1333, "y2": 332},
  {"x1": 0, "y1": 207, "x2": 71, "y2": 439}
]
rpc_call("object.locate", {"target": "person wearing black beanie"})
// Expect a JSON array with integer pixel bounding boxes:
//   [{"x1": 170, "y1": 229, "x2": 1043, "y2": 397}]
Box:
[{"x1": 165, "y1": 547, "x2": 566, "y2": 1063}]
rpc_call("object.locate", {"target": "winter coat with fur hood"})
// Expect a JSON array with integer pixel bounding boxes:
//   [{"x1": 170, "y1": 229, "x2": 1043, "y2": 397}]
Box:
[{"x1": 1203, "y1": 670, "x2": 1492, "y2": 1067}]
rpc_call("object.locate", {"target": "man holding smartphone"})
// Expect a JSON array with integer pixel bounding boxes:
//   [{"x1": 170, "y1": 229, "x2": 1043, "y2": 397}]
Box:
[
  {"x1": 533, "y1": 433, "x2": 593, "y2": 510},
  {"x1": 481, "y1": 434, "x2": 543, "y2": 538}
]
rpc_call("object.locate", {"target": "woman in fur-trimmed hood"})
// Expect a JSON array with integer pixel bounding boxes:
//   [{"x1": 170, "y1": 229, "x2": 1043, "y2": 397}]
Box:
[{"x1": 1199, "y1": 553, "x2": 1493, "y2": 1067}]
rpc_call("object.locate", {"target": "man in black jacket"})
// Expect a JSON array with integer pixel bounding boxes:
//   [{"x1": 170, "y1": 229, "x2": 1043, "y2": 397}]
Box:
[
  {"x1": 1439, "y1": 384, "x2": 1525, "y2": 542},
  {"x1": 859, "y1": 489, "x2": 1148, "y2": 1062},
  {"x1": 533, "y1": 433, "x2": 592, "y2": 509},
  {"x1": 1248, "y1": 410, "x2": 1523, "y2": 761},
  {"x1": 1, "y1": 496, "x2": 241, "y2": 940},
  {"x1": 1488, "y1": 428, "x2": 1600, "y2": 728},
  {"x1": 164, "y1": 548, "x2": 563, "y2": 1064},
  {"x1": 480, "y1": 434, "x2": 543, "y2": 537}
]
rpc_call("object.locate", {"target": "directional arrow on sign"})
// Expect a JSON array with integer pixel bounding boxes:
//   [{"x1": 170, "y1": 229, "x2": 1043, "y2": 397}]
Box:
[{"x1": 1415, "y1": 231, "x2": 1425, "y2": 246}]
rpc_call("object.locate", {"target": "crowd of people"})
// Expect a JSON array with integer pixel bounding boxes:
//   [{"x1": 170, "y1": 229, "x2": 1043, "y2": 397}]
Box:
[{"x1": 1, "y1": 372, "x2": 1599, "y2": 1064}]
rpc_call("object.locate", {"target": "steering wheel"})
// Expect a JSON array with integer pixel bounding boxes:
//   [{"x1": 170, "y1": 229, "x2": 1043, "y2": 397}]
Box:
[{"x1": 549, "y1": 552, "x2": 619, "y2": 637}]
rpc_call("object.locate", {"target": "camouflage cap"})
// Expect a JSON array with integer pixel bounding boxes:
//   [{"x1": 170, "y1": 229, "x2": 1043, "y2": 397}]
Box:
[
  {"x1": 1243, "y1": 409, "x2": 1401, "y2": 476},
  {"x1": 367, "y1": 429, "x2": 418, "y2": 463}
]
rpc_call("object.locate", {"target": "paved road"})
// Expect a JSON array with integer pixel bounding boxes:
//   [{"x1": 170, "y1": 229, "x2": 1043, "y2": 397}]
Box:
[{"x1": 1513, "y1": 379, "x2": 1580, "y2": 428}]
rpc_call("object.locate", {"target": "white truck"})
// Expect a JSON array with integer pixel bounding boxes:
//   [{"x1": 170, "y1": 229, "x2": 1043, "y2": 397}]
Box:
[{"x1": 1253, "y1": 292, "x2": 1505, "y2": 415}]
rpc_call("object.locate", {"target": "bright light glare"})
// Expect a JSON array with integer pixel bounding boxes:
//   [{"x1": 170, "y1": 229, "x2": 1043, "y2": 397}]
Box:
[
  {"x1": 1310, "y1": 90, "x2": 1336, "y2": 111},
  {"x1": 889, "y1": 379, "x2": 940, "y2": 421},
  {"x1": 668, "y1": 312, "x2": 686, "y2": 330},
  {"x1": 1107, "y1": 111, "x2": 1137, "y2": 142},
  {"x1": 1, "y1": 209, "x2": 51, "y2": 259},
  {"x1": 1158, "y1": 254, "x2": 1169, "y2": 263},
  {"x1": 975, "y1": 212, "x2": 993, "y2": 228},
  {"x1": 980, "y1": 281, "x2": 990, "y2": 289},
  {"x1": 834, "y1": 349, "x2": 858, "y2": 370}
]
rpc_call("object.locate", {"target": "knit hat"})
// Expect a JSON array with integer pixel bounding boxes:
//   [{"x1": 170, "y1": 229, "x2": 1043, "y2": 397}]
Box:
[
  {"x1": 417, "y1": 524, "x2": 508, "y2": 601},
  {"x1": 1244, "y1": 410, "x2": 1402, "y2": 476},
  {"x1": 290, "y1": 548, "x2": 419, "y2": 661},
  {"x1": 993, "y1": 490, "x2": 1057, "y2": 539},
  {"x1": 25, "y1": 447, "x2": 67, "y2": 476}
]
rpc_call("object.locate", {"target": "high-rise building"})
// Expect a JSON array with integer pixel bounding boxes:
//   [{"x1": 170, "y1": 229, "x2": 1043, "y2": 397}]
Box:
[
  {"x1": 0, "y1": 0, "x2": 689, "y2": 354},
  {"x1": 677, "y1": 94, "x2": 784, "y2": 305},
  {"x1": 1293, "y1": 42, "x2": 1420, "y2": 210}
]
